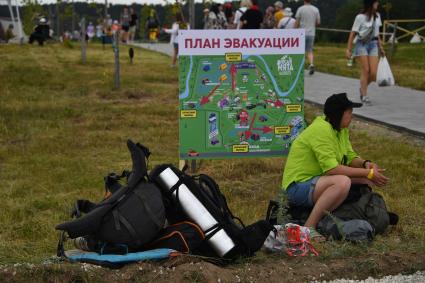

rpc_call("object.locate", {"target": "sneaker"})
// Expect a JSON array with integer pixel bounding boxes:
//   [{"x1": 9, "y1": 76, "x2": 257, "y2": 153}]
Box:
[
  {"x1": 309, "y1": 227, "x2": 326, "y2": 242},
  {"x1": 308, "y1": 64, "x2": 315, "y2": 75},
  {"x1": 362, "y1": 96, "x2": 372, "y2": 106}
]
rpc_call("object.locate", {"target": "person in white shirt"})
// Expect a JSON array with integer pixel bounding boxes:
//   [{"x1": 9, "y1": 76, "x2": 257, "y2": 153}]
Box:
[
  {"x1": 163, "y1": 13, "x2": 190, "y2": 68},
  {"x1": 277, "y1": 7, "x2": 296, "y2": 29},
  {"x1": 295, "y1": 0, "x2": 320, "y2": 75},
  {"x1": 346, "y1": 0, "x2": 385, "y2": 106},
  {"x1": 233, "y1": 0, "x2": 251, "y2": 29}
]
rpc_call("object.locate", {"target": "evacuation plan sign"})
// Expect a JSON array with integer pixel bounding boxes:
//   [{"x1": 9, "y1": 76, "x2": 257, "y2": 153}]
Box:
[{"x1": 178, "y1": 29, "x2": 305, "y2": 159}]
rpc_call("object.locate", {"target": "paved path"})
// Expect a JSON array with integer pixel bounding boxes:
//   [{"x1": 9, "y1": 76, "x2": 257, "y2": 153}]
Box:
[{"x1": 132, "y1": 43, "x2": 425, "y2": 137}]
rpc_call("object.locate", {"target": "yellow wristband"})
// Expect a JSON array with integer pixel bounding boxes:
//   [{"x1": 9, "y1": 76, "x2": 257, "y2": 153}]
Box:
[{"x1": 367, "y1": 168, "x2": 374, "y2": 180}]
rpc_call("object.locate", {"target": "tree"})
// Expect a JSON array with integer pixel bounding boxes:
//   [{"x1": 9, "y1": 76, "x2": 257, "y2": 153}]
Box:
[{"x1": 22, "y1": 0, "x2": 43, "y2": 35}]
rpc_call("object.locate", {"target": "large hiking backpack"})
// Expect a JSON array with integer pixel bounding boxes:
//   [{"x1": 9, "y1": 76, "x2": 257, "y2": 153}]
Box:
[
  {"x1": 149, "y1": 164, "x2": 273, "y2": 260},
  {"x1": 56, "y1": 140, "x2": 166, "y2": 252},
  {"x1": 267, "y1": 184, "x2": 398, "y2": 237}
]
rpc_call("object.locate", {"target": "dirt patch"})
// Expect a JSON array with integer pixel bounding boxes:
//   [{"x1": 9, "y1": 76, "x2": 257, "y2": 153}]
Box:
[
  {"x1": 1, "y1": 251, "x2": 424, "y2": 283},
  {"x1": 94, "y1": 90, "x2": 155, "y2": 103}
]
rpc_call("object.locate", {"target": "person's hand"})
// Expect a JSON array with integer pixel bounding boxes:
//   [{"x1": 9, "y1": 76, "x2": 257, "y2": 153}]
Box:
[
  {"x1": 370, "y1": 168, "x2": 389, "y2": 187},
  {"x1": 365, "y1": 161, "x2": 379, "y2": 170},
  {"x1": 380, "y1": 46, "x2": 386, "y2": 57},
  {"x1": 345, "y1": 49, "x2": 352, "y2": 60}
]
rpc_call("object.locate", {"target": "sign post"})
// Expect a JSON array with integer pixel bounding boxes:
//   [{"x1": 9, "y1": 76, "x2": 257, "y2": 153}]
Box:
[
  {"x1": 112, "y1": 31, "x2": 120, "y2": 90},
  {"x1": 178, "y1": 29, "x2": 305, "y2": 160},
  {"x1": 80, "y1": 18, "x2": 86, "y2": 64}
]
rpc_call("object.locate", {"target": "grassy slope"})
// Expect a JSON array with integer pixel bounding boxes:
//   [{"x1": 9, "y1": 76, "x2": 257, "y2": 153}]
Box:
[
  {"x1": 314, "y1": 42, "x2": 425, "y2": 91},
  {"x1": 0, "y1": 43, "x2": 424, "y2": 264}
]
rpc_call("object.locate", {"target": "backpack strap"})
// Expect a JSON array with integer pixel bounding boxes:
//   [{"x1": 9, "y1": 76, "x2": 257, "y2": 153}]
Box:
[
  {"x1": 104, "y1": 171, "x2": 130, "y2": 196},
  {"x1": 133, "y1": 189, "x2": 164, "y2": 229},
  {"x1": 112, "y1": 208, "x2": 141, "y2": 246},
  {"x1": 281, "y1": 18, "x2": 291, "y2": 29},
  {"x1": 198, "y1": 174, "x2": 245, "y2": 228},
  {"x1": 126, "y1": 140, "x2": 149, "y2": 188},
  {"x1": 71, "y1": 199, "x2": 97, "y2": 217}
]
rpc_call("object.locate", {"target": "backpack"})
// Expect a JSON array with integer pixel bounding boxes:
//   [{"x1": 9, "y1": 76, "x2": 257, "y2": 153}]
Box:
[
  {"x1": 357, "y1": 17, "x2": 376, "y2": 43},
  {"x1": 331, "y1": 185, "x2": 398, "y2": 235},
  {"x1": 267, "y1": 184, "x2": 398, "y2": 237},
  {"x1": 56, "y1": 140, "x2": 166, "y2": 252},
  {"x1": 317, "y1": 217, "x2": 375, "y2": 242},
  {"x1": 149, "y1": 164, "x2": 273, "y2": 260}
]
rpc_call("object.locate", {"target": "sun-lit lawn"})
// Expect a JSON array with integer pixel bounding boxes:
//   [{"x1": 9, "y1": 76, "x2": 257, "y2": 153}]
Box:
[
  {"x1": 0, "y1": 42, "x2": 424, "y2": 264},
  {"x1": 314, "y1": 42, "x2": 425, "y2": 91}
]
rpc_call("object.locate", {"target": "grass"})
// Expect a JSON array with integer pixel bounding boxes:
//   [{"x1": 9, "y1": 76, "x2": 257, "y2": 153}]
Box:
[
  {"x1": 314, "y1": 42, "x2": 425, "y2": 91},
  {"x1": 0, "y1": 42, "x2": 424, "y2": 265}
]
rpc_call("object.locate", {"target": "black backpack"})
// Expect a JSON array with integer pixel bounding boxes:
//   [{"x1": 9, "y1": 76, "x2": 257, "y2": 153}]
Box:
[
  {"x1": 56, "y1": 140, "x2": 166, "y2": 252},
  {"x1": 149, "y1": 164, "x2": 273, "y2": 260}
]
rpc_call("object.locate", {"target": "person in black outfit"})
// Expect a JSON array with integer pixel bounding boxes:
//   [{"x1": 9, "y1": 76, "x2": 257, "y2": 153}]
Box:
[
  {"x1": 129, "y1": 7, "x2": 138, "y2": 42},
  {"x1": 29, "y1": 17, "x2": 51, "y2": 46},
  {"x1": 240, "y1": 0, "x2": 263, "y2": 29}
]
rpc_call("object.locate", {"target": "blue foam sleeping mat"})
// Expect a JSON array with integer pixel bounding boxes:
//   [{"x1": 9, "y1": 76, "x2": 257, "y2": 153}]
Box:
[{"x1": 64, "y1": 248, "x2": 178, "y2": 267}]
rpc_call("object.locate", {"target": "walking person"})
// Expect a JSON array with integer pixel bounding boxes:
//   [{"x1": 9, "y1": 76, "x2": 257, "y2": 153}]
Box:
[
  {"x1": 163, "y1": 13, "x2": 189, "y2": 68},
  {"x1": 240, "y1": 0, "x2": 263, "y2": 29},
  {"x1": 277, "y1": 7, "x2": 296, "y2": 29},
  {"x1": 205, "y1": 3, "x2": 227, "y2": 29},
  {"x1": 146, "y1": 9, "x2": 160, "y2": 43},
  {"x1": 295, "y1": 0, "x2": 320, "y2": 75},
  {"x1": 233, "y1": 0, "x2": 251, "y2": 29},
  {"x1": 261, "y1": 6, "x2": 275, "y2": 29},
  {"x1": 273, "y1": 1, "x2": 284, "y2": 28},
  {"x1": 128, "y1": 7, "x2": 138, "y2": 43},
  {"x1": 346, "y1": 0, "x2": 385, "y2": 106},
  {"x1": 121, "y1": 6, "x2": 130, "y2": 43}
]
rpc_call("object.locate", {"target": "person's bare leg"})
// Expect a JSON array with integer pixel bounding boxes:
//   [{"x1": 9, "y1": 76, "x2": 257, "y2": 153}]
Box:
[
  {"x1": 358, "y1": 56, "x2": 370, "y2": 98},
  {"x1": 368, "y1": 56, "x2": 379, "y2": 83},
  {"x1": 307, "y1": 51, "x2": 314, "y2": 66},
  {"x1": 172, "y1": 48, "x2": 178, "y2": 66},
  {"x1": 304, "y1": 175, "x2": 351, "y2": 228},
  {"x1": 351, "y1": 177, "x2": 374, "y2": 186}
]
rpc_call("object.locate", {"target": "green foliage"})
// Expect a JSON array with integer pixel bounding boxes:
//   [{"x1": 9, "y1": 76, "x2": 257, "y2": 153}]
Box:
[
  {"x1": 21, "y1": 0, "x2": 43, "y2": 35},
  {"x1": 335, "y1": 0, "x2": 362, "y2": 30},
  {"x1": 138, "y1": 5, "x2": 151, "y2": 39}
]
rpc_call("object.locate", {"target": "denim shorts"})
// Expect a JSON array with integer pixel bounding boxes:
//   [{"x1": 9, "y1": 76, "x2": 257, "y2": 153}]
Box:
[
  {"x1": 305, "y1": 36, "x2": 315, "y2": 53},
  {"x1": 354, "y1": 39, "x2": 378, "y2": 57},
  {"x1": 286, "y1": 176, "x2": 320, "y2": 208}
]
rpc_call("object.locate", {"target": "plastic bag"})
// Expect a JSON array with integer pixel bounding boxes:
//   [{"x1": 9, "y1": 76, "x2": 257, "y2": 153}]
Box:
[
  {"x1": 263, "y1": 224, "x2": 318, "y2": 256},
  {"x1": 263, "y1": 225, "x2": 287, "y2": 252},
  {"x1": 376, "y1": 57, "x2": 395, "y2": 87},
  {"x1": 285, "y1": 223, "x2": 318, "y2": 257}
]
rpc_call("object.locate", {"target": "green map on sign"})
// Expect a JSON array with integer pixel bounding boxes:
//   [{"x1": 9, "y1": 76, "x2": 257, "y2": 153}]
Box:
[{"x1": 179, "y1": 54, "x2": 304, "y2": 159}]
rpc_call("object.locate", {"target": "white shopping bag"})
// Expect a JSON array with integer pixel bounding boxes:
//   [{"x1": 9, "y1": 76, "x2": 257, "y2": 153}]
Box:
[{"x1": 376, "y1": 56, "x2": 395, "y2": 87}]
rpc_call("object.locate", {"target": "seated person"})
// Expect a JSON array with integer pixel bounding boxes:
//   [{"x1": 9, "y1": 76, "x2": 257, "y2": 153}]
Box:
[
  {"x1": 281, "y1": 93, "x2": 389, "y2": 236},
  {"x1": 6, "y1": 24, "x2": 15, "y2": 43}
]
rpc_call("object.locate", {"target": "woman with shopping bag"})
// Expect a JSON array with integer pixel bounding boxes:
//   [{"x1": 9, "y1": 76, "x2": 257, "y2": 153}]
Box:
[{"x1": 345, "y1": 0, "x2": 385, "y2": 106}]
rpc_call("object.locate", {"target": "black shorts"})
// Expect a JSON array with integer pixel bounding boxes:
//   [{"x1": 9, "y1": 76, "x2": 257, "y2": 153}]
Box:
[{"x1": 122, "y1": 25, "x2": 129, "y2": 32}]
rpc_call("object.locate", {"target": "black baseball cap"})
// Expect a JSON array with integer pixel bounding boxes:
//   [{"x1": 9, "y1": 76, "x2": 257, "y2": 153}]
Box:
[{"x1": 324, "y1": 93, "x2": 362, "y2": 116}]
